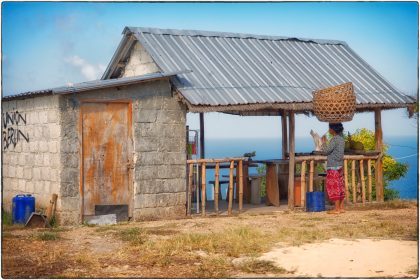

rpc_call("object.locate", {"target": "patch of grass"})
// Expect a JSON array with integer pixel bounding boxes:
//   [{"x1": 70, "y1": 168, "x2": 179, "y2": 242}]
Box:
[
  {"x1": 350, "y1": 200, "x2": 416, "y2": 211},
  {"x1": 39, "y1": 227, "x2": 71, "y2": 233},
  {"x1": 2, "y1": 210, "x2": 13, "y2": 226},
  {"x1": 145, "y1": 228, "x2": 178, "y2": 236},
  {"x1": 94, "y1": 224, "x2": 118, "y2": 233},
  {"x1": 160, "y1": 226, "x2": 269, "y2": 258},
  {"x1": 82, "y1": 221, "x2": 97, "y2": 227},
  {"x1": 299, "y1": 215, "x2": 326, "y2": 222},
  {"x1": 49, "y1": 215, "x2": 58, "y2": 228},
  {"x1": 74, "y1": 252, "x2": 100, "y2": 268},
  {"x1": 119, "y1": 226, "x2": 273, "y2": 270},
  {"x1": 33, "y1": 231, "x2": 60, "y2": 241},
  {"x1": 2, "y1": 232, "x2": 17, "y2": 238},
  {"x1": 193, "y1": 256, "x2": 231, "y2": 278},
  {"x1": 238, "y1": 258, "x2": 287, "y2": 274},
  {"x1": 114, "y1": 227, "x2": 147, "y2": 246}
]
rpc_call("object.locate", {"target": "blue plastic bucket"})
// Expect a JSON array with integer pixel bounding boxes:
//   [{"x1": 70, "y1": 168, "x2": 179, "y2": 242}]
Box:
[
  {"x1": 306, "y1": 192, "x2": 325, "y2": 212},
  {"x1": 12, "y1": 194, "x2": 35, "y2": 224}
]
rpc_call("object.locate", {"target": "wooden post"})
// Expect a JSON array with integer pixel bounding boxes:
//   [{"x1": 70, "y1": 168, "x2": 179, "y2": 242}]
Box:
[
  {"x1": 199, "y1": 113, "x2": 205, "y2": 159},
  {"x1": 243, "y1": 161, "x2": 250, "y2": 203},
  {"x1": 46, "y1": 193, "x2": 58, "y2": 222},
  {"x1": 351, "y1": 160, "x2": 356, "y2": 204},
  {"x1": 368, "y1": 159, "x2": 372, "y2": 202},
  {"x1": 188, "y1": 163, "x2": 193, "y2": 216},
  {"x1": 266, "y1": 164, "x2": 280, "y2": 206},
  {"x1": 214, "y1": 162, "x2": 220, "y2": 215},
  {"x1": 360, "y1": 160, "x2": 366, "y2": 205},
  {"x1": 309, "y1": 160, "x2": 314, "y2": 192},
  {"x1": 344, "y1": 159, "x2": 349, "y2": 203},
  {"x1": 201, "y1": 162, "x2": 206, "y2": 216},
  {"x1": 281, "y1": 111, "x2": 288, "y2": 159},
  {"x1": 228, "y1": 160, "x2": 234, "y2": 215},
  {"x1": 375, "y1": 109, "x2": 384, "y2": 202},
  {"x1": 287, "y1": 111, "x2": 295, "y2": 209},
  {"x1": 301, "y1": 161, "x2": 307, "y2": 207},
  {"x1": 239, "y1": 160, "x2": 244, "y2": 212}
]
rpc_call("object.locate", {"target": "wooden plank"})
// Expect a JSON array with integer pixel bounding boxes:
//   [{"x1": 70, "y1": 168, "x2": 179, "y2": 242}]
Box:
[
  {"x1": 368, "y1": 159, "x2": 373, "y2": 202},
  {"x1": 266, "y1": 163, "x2": 280, "y2": 206},
  {"x1": 187, "y1": 157, "x2": 249, "y2": 164},
  {"x1": 309, "y1": 160, "x2": 314, "y2": 192},
  {"x1": 360, "y1": 160, "x2": 366, "y2": 205},
  {"x1": 201, "y1": 162, "x2": 206, "y2": 216},
  {"x1": 228, "y1": 161, "x2": 234, "y2": 215},
  {"x1": 214, "y1": 162, "x2": 220, "y2": 215},
  {"x1": 301, "y1": 161, "x2": 307, "y2": 207},
  {"x1": 282, "y1": 110, "x2": 288, "y2": 159},
  {"x1": 351, "y1": 160, "x2": 356, "y2": 204},
  {"x1": 375, "y1": 109, "x2": 384, "y2": 202},
  {"x1": 344, "y1": 159, "x2": 349, "y2": 203},
  {"x1": 288, "y1": 111, "x2": 295, "y2": 209},
  {"x1": 188, "y1": 163, "x2": 193, "y2": 216},
  {"x1": 294, "y1": 155, "x2": 379, "y2": 161},
  {"x1": 239, "y1": 160, "x2": 244, "y2": 212}
]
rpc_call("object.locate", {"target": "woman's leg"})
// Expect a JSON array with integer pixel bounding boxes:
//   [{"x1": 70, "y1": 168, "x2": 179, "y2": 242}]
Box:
[
  {"x1": 328, "y1": 200, "x2": 341, "y2": 214},
  {"x1": 335, "y1": 200, "x2": 340, "y2": 211},
  {"x1": 339, "y1": 199, "x2": 345, "y2": 213}
]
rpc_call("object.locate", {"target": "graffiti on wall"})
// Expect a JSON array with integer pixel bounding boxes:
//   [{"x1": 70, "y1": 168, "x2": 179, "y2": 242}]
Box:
[{"x1": 2, "y1": 111, "x2": 29, "y2": 150}]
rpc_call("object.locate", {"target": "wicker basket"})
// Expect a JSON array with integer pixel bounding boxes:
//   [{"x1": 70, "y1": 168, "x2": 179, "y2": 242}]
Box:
[{"x1": 313, "y1": 82, "x2": 356, "y2": 122}]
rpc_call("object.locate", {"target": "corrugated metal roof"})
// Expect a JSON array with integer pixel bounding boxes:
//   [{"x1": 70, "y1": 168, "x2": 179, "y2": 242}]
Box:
[
  {"x1": 3, "y1": 71, "x2": 184, "y2": 101},
  {"x1": 124, "y1": 27, "x2": 415, "y2": 108}
]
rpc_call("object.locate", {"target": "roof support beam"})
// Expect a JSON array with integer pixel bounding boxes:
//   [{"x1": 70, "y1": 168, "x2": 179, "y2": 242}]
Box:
[
  {"x1": 288, "y1": 111, "x2": 295, "y2": 209},
  {"x1": 200, "y1": 113, "x2": 205, "y2": 159},
  {"x1": 281, "y1": 110, "x2": 288, "y2": 159},
  {"x1": 375, "y1": 109, "x2": 384, "y2": 202}
]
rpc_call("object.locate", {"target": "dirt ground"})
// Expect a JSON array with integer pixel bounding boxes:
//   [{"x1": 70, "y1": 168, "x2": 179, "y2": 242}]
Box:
[
  {"x1": 2, "y1": 200, "x2": 418, "y2": 278},
  {"x1": 260, "y1": 238, "x2": 417, "y2": 278}
]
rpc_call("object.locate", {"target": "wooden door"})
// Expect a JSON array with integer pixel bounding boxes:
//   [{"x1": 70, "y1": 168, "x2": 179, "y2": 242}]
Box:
[{"x1": 81, "y1": 102, "x2": 133, "y2": 218}]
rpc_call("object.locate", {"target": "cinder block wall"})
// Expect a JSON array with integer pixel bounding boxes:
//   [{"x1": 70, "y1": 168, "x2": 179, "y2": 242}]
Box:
[
  {"x1": 2, "y1": 96, "x2": 62, "y2": 214},
  {"x1": 60, "y1": 79, "x2": 187, "y2": 223}
]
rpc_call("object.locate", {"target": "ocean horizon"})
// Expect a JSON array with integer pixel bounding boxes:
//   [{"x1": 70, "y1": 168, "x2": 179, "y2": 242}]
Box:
[{"x1": 197, "y1": 135, "x2": 418, "y2": 201}]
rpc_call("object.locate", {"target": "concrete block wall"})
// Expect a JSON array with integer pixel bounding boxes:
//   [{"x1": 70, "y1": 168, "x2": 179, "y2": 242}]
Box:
[
  {"x1": 2, "y1": 96, "x2": 61, "y2": 213},
  {"x1": 122, "y1": 42, "x2": 160, "y2": 77},
  {"x1": 59, "y1": 79, "x2": 187, "y2": 223},
  {"x1": 57, "y1": 96, "x2": 81, "y2": 224},
  {"x1": 2, "y1": 79, "x2": 187, "y2": 224}
]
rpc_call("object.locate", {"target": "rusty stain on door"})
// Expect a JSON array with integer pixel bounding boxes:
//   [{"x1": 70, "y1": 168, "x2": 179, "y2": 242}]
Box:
[{"x1": 81, "y1": 102, "x2": 133, "y2": 218}]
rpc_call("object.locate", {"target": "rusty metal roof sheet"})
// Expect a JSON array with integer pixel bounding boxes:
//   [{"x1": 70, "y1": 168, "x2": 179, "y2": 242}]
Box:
[
  {"x1": 2, "y1": 71, "x2": 184, "y2": 101},
  {"x1": 123, "y1": 27, "x2": 415, "y2": 109}
]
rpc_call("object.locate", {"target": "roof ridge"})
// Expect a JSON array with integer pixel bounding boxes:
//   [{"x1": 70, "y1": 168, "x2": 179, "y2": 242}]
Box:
[{"x1": 124, "y1": 26, "x2": 348, "y2": 46}]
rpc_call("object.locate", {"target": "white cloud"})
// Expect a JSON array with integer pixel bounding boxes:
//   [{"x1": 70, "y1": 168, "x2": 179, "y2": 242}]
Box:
[{"x1": 65, "y1": 55, "x2": 105, "y2": 80}]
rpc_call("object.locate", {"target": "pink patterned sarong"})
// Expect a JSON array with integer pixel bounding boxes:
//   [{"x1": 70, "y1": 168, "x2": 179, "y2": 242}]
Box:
[{"x1": 326, "y1": 168, "x2": 345, "y2": 201}]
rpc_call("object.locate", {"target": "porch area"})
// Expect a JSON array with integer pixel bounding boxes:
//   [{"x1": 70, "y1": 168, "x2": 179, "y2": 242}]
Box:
[{"x1": 186, "y1": 107, "x2": 388, "y2": 216}]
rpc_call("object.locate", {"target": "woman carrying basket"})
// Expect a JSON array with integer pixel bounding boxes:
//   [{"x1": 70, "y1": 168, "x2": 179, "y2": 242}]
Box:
[{"x1": 321, "y1": 123, "x2": 345, "y2": 214}]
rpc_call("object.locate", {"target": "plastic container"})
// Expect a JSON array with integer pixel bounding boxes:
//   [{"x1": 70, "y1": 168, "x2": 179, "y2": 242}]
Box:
[
  {"x1": 306, "y1": 192, "x2": 326, "y2": 212},
  {"x1": 12, "y1": 194, "x2": 35, "y2": 224}
]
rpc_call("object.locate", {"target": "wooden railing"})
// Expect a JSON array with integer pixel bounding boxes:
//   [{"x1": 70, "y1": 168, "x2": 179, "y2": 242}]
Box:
[
  {"x1": 295, "y1": 154, "x2": 380, "y2": 207},
  {"x1": 186, "y1": 157, "x2": 248, "y2": 216}
]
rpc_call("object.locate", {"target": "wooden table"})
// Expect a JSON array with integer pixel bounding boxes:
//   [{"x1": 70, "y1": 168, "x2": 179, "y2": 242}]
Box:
[{"x1": 251, "y1": 159, "x2": 289, "y2": 207}]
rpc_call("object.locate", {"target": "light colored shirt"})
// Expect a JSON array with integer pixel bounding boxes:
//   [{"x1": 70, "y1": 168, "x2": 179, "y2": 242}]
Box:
[{"x1": 322, "y1": 134, "x2": 345, "y2": 168}]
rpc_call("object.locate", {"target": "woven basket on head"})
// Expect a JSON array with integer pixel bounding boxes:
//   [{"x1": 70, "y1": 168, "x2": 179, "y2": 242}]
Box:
[{"x1": 313, "y1": 82, "x2": 356, "y2": 123}]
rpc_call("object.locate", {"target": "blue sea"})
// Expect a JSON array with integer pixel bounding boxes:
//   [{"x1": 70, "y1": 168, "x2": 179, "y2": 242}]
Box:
[{"x1": 197, "y1": 136, "x2": 418, "y2": 200}]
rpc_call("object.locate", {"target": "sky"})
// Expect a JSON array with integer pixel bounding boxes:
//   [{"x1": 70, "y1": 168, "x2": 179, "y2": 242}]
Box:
[{"x1": 2, "y1": 2, "x2": 418, "y2": 138}]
